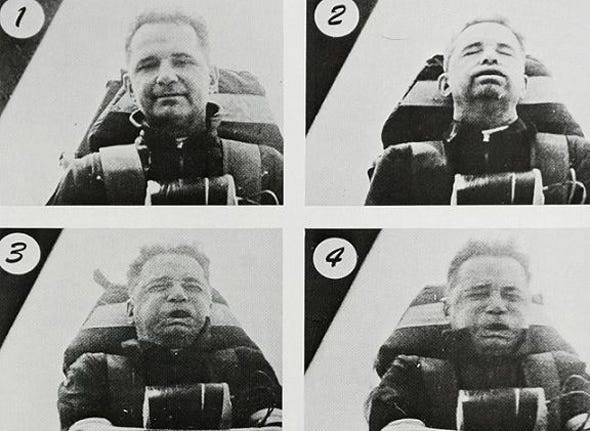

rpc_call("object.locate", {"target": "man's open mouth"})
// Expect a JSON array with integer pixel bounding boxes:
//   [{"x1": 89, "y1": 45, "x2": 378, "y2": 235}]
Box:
[
  {"x1": 481, "y1": 323, "x2": 513, "y2": 337},
  {"x1": 473, "y1": 69, "x2": 506, "y2": 82},
  {"x1": 167, "y1": 309, "x2": 192, "y2": 319},
  {"x1": 154, "y1": 93, "x2": 186, "y2": 101}
]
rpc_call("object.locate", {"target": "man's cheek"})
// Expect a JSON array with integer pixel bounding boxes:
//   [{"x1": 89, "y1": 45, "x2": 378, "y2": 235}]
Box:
[{"x1": 459, "y1": 307, "x2": 479, "y2": 328}]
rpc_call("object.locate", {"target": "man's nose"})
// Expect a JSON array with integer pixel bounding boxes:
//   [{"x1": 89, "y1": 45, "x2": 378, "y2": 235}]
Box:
[
  {"x1": 156, "y1": 60, "x2": 179, "y2": 85},
  {"x1": 167, "y1": 282, "x2": 188, "y2": 302},
  {"x1": 480, "y1": 46, "x2": 499, "y2": 65},
  {"x1": 486, "y1": 290, "x2": 507, "y2": 313}
]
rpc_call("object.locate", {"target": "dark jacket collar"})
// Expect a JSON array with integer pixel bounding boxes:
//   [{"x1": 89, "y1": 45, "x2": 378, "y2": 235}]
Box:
[
  {"x1": 441, "y1": 327, "x2": 532, "y2": 363},
  {"x1": 129, "y1": 104, "x2": 225, "y2": 180},
  {"x1": 443, "y1": 117, "x2": 533, "y2": 143},
  {"x1": 442, "y1": 117, "x2": 537, "y2": 175},
  {"x1": 120, "y1": 318, "x2": 213, "y2": 361},
  {"x1": 129, "y1": 102, "x2": 223, "y2": 144}
]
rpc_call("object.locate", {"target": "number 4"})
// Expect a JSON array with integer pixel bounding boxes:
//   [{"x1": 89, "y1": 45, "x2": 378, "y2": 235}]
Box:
[{"x1": 325, "y1": 246, "x2": 344, "y2": 267}]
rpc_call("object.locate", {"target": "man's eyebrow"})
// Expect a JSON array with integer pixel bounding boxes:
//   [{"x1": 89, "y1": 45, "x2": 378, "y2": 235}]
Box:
[
  {"x1": 182, "y1": 276, "x2": 203, "y2": 283},
  {"x1": 145, "y1": 276, "x2": 171, "y2": 285},
  {"x1": 461, "y1": 42, "x2": 483, "y2": 53},
  {"x1": 501, "y1": 285, "x2": 521, "y2": 292},
  {"x1": 171, "y1": 53, "x2": 196, "y2": 59},
  {"x1": 464, "y1": 283, "x2": 491, "y2": 291},
  {"x1": 135, "y1": 56, "x2": 158, "y2": 66},
  {"x1": 497, "y1": 42, "x2": 516, "y2": 51}
]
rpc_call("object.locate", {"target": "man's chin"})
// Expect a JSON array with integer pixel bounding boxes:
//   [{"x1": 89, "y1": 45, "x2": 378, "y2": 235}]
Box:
[
  {"x1": 471, "y1": 85, "x2": 506, "y2": 100},
  {"x1": 158, "y1": 327, "x2": 198, "y2": 348},
  {"x1": 472, "y1": 331, "x2": 522, "y2": 356}
]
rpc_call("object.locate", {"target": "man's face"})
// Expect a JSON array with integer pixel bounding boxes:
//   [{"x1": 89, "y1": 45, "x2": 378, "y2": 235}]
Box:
[
  {"x1": 126, "y1": 22, "x2": 213, "y2": 134},
  {"x1": 128, "y1": 253, "x2": 213, "y2": 348},
  {"x1": 440, "y1": 22, "x2": 527, "y2": 107},
  {"x1": 445, "y1": 256, "x2": 531, "y2": 356}
]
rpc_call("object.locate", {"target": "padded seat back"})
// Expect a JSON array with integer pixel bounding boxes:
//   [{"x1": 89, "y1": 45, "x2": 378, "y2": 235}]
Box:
[
  {"x1": 76, "y1": 68, "x2": 283, "y2": 157},
  {"x1": 63, "y1": 270, "x2": 259, "y2": 370},
  {"x1": 381, "y1": 55, "x2": 583, "y2": 149},
  {"x1": 374, "y1": 285, "x2": 575, "y2": 377}
]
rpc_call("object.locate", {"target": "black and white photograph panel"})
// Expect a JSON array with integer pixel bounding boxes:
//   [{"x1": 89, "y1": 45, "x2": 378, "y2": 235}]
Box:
[
  {"x1": 306, "y1": 0, "x2": 590, "y2": 205},
  {"x1": 0, "y1": 228, "x2": 282, "y2": 430},
  {"x1": 305, "y1": 229, "x2": 590, "y2": 431},
  {"x1": 0, "y1": 0, "x2": 283, "y2": 205}
]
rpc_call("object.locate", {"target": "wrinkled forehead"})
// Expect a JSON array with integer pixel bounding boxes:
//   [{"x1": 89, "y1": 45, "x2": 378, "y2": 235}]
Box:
[
  {"x1": 452, "y1": 255, "x2": 530, "y2": 293},
  {"x1": 448, "y1": 22, "x2": 525, "y2": 63},
  {"x1": 127, "y1": 22, "x2": 205, "y2": 63},
  {"x1": 138, "y1": 253, "x2": 208, "y2": 283}
]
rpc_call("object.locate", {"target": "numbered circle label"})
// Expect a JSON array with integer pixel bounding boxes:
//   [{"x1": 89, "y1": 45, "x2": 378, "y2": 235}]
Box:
[
  {"x1": 0, "y1": 233, "x2": 41, "y2": 275},
  {"x1": 313, "y1": 237, "x2": 357, "y2": 279},
  {"x1": 314, "y1": 0, "x2": 359, "y2": 38},
  {"x1": 0, "y1": 0, "x2": 45, "y2": 39}
]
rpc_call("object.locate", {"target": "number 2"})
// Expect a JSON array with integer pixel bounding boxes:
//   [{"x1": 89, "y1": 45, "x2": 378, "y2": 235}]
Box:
[
  {"x1": 328, "y1": 4, "x2": 346, "y2": 26},
  {"x1": 326, "y1": 246, "x2": 344, "y2": 267},
  {"x1": 15, "y1": 6, "x2": 26, "y2": 28},
  {"x1": 6, "y1": 241, "x2": 26, "y2": 264}
]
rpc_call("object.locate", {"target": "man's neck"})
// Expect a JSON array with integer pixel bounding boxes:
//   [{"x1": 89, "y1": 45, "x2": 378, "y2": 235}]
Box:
[
  {"x1": 453, "y1": 101, "x2": 518, "y2": 130},
  {"x1": 161, "y1": 122, "x2": 207, "y2": 140},
  {"x1": 143, "y1": 112, "x2": 208, "y2": 140}
]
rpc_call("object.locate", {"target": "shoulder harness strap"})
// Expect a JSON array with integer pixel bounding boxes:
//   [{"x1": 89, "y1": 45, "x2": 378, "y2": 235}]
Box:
[
  {"x1": 419, "y1": 357, "x2": 458, "y2": 429},
  {"x1": 98, "y1": 144, "x2": 146, "y2": 205},
  {"x1": 531, "y1": 133, "x2": 571, "y2": 204},
  {"x1": 105, "y1": 354, "x2": 145, "y2": 426},
  {"x1": 523, "y1": 352, "x2": 563, "y2": 431},
  {"x1": 408, "y1": 141, "x2": 452, "y2": 205},
  {"x1": 222, "y1": 140, "x2": 262, "y2": 202}
]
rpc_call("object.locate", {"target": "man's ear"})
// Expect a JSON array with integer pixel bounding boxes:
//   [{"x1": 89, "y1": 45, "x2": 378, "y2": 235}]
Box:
[
  {"x1": 123, "y1": 72, "x2": 134, "y2": 100},
  {"x1": 442, "y1": 296, "x2": 450, "y2": 317},
  {"x1": 438, "y1": 72, "x2": 452, "y2": 98},
  {"x1": 126, "y1": 299, "x2": 135, "y2": 324},
  {"x1": 519, "y1": 74, "x2": 528, "y2": 100},
  {"x1": 208, "y1": 65, "x2": 219, "y2": 94}
]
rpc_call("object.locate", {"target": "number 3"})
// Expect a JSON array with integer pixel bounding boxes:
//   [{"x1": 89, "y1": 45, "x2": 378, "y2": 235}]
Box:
[
  {"x1": 328, "y1": 4, "x2": 346, "y2": 26},
  {"x1": 6, "y1": 241, "x2": 26, "y2": 263}
]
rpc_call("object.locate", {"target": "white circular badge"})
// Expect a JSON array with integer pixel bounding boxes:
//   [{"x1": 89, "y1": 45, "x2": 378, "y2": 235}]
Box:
[
  {"x1": 313, "y1": 237, "x2": 358, "y2": 279},
  {"x1": 0, "y1": 232, "x2": 41, "y2": 275},
  {"x1": 314, "y1": 0, "x2": 360, "y2": 38},
  {"x1": 0, "y1": 0, "x2": 45, "y2": 39}
]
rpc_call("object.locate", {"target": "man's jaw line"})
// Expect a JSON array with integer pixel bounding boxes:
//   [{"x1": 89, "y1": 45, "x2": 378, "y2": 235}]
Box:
[
  {"x1": 452, "y1": 96, "x2": 518, "y2": 129},
  {"x1": 478, "y1": 322, "x2": 517, "y2": 339}
]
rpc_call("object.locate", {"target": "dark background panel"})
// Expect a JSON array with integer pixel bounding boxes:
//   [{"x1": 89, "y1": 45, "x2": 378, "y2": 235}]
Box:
[
  {"x1": 0, "y1": 228, "x2": 61, "y2": 347},
  {"x1": 306, "y1": 0, "x2": 379, "y2": 132},
  {"x1": 305, "y1": 228, "x2": 380, "y2": 369},
  {"x1": 0, "y1": 0, "x2": 64, "y2": 116}
]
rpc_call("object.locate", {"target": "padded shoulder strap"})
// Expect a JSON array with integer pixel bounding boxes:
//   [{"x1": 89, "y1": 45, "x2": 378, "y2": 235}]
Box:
[
  {"x1": 419, "y1": 357, "x2": 458, "y2": 429},
  {"x1": 409, "y1": 141, "x2": 446, "y2": 157},
  {"x1": 531, "y1": 133, "x2": 570, "y2": 204},
  {"x1": 523, "y1": 352, "x2": 564, "y2": 430},
  {"x1": 98, "y1": 144, "x2": 146, "y2": 205},
  {"x1": 105, "y1": 354, "x2": 145, "y2": 426},
  {"x1": 222, "y1": 140, "x2": 262, "y2": 201},
  {"x1": 408, "y1": 141, "x2": 452, "y2": 205}
]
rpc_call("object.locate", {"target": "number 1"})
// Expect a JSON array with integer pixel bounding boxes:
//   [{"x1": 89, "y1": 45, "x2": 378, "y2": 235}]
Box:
[{"x1": 15, "y1": 6, "x2": 26, "y2": 27}]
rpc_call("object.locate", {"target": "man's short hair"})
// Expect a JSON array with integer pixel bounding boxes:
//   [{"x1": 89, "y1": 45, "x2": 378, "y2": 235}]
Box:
[
  {"x1": 127, "y1": 243, "x2": 211, "y2": 295},
  {"x1": 125, "y1": 8, "x2": 210, "y2": 63},
  {"x1": 446, "y1": 239, "x2": 531, "y2": 291},
  {"x1": 443, "y1": 15, "x2": 526, "y2": 71}
]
